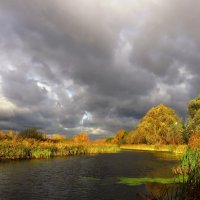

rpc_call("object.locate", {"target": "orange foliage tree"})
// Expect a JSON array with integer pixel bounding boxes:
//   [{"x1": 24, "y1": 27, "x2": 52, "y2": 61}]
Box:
[
  {"x1": 72, "y1": 133, "x2": 89, "y2": 143},
  {"x1": 188, "y1": 132, "x2": 200, "y2": 148}
]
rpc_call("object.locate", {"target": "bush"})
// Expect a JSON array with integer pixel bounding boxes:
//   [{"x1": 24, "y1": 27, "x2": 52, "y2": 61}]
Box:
[
  {"x1": 51, "y1": 134, "x2": 66, "y2": 142},
  {"x1": 18, "y1": 128, "x2": 44, "y2": 140}
]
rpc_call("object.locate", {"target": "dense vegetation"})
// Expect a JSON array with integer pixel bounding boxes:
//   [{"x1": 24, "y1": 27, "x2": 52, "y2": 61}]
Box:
[
  {"x1": 155, "y1": 149, "x2": 200, "y2": 200},
  {"x1": 0, "y1": 129, "x2": 119, "y2": 160},
  {"x1": 110, "y1": 94, "x2": 200, "y2": 200},
  {"x1": 111, "y1": 94, "x2": 200, "y2": 147},
  {"x1": 1, "y1": 95, "x2": 200, "y2": 199}
]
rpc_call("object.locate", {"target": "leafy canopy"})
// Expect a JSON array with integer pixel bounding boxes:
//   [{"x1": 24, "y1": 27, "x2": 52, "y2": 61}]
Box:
[
  {"x1": 186, "y1": 94, "x2": 200, "y2": 141},
  {"x1": 127, "y1": 104, "x2": 184, "y2": 144}
]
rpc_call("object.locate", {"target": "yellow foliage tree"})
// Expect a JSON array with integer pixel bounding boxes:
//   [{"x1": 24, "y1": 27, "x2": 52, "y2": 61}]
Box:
[
  {"x1": 113, "y1": 129, "x2": 127, "y2": 144},
  {"x1": 185, "y1": 94, "x2": 200, "y2": 141},
  {"x1": 127, "y1": 104, "x2": 184, "y2": 145}
]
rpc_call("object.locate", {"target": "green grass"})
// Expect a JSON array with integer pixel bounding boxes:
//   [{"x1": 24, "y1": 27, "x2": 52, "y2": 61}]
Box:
[{"x1": 173, "y1": 148, "x2": 200, "y2": 199}]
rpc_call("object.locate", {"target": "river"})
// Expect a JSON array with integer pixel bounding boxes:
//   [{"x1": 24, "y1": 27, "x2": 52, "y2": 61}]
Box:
[{"x1": 0, "y1": 150, "x2": 179, "y2": 200}]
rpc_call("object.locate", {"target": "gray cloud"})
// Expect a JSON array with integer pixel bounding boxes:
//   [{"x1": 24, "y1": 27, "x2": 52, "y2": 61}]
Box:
[{"x1": 0, "y1": 0, "x2": 200, "y2": 137}]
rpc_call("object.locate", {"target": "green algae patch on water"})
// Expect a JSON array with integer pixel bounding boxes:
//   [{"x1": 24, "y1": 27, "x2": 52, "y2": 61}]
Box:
[{"x1": 118, "y1": 177, "x2": 184, "y2": 186}]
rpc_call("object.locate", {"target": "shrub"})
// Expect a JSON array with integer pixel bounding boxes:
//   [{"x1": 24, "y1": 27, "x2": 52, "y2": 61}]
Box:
[
  {"x1": 51, "y1": 134, "x2": 66, "y2": 142},
  {"x1": 18, "y1": 128, "x2": 44, "y2": 140}
]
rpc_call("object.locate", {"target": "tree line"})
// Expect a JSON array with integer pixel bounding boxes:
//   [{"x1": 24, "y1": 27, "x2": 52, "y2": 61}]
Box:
[{"x1": 109, "y1": 94, "x2": 200, "y2": 146}]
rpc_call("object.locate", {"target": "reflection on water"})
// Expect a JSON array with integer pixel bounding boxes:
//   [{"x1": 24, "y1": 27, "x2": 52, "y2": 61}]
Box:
[
  {"x1": 0, "y1": 151, "x2": 179, "y2": 200},
  {"x1": 151, "y1": 151, "x2": 181, "y2": 160}
]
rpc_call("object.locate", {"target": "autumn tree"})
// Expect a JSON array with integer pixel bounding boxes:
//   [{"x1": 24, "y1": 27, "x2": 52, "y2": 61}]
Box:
[
  {"x1": 185, "y1": 94, "x2": 200, "y2": 142},
  {"x1": 125, "y1": 130, "x2": 146, "y2": 144},
  {"x1": 72, "y1": 133, "x2": 89, "y2": 143},
  {"x1": 188, "y1": 95, "x2": 200, "y2": 118},
  {"x1": 113, "y1": 129, "x2": 128, "y2": 144},
  {"x1": 127, "y1": 104, "x2": 184, "y2": 145},
  {"x1": 188, "y1": 131, "x2": 200, "y2": 148}
]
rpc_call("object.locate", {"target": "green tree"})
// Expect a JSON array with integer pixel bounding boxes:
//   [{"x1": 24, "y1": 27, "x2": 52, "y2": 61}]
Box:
[
  {"x1": 188, "y1": 94, "x2": 200, "y2": 118},
  {"x1": 185, "y1": 94, "x2": 200, "y2": 142},
  {"x1": 185, "y1": 110, "x2": 200, "y2": 142}
]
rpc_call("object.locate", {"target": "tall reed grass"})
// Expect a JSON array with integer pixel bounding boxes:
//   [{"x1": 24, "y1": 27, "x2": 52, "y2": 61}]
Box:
[
  {"x1": 142, "y1": 148, "x2": 200, "y2": 200},
  {"x1": 0, "y1": 139, "x2": 120, "y2": 160}
]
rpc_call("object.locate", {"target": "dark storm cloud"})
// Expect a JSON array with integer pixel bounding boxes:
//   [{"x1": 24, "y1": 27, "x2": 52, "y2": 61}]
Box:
[{"x1": 0, "y1": 0, "x2": 200, "y2": 137}]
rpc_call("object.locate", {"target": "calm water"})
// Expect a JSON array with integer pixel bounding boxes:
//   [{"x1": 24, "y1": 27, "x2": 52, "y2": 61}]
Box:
[{"x1": 0, "y1": 151, "x2": 179, "y2": 200}]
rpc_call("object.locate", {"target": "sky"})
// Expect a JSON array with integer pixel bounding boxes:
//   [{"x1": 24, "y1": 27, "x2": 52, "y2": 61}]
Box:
[{"x1": 0, "y1": 0, "x2": 200, "y2": 138}]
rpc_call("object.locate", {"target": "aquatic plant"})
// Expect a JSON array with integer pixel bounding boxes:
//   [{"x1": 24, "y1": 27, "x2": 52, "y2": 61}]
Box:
[
  {"x1": 118, "y1": 177, "x2": 182, "y2": 186},
  {"x1": 144, "y1": 149, "x2": 200, "y2": 200}
]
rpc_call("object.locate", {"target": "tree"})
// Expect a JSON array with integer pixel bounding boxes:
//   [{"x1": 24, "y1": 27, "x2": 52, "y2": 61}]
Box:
[
  {"x1": 127, "y1": 104, "x2": 184, "y2": 145},
  {"x1": 185, "y1": 94, "x2": 200, "y2": 142},
  {"x1": 185, "y1": 109, "x2": 200, "y2": 142},
  {"x1": 113, "y1": 129, "x2": 128, "y2": 144},
  {"x1": 188, "y1": 131, "x2": 200, "y2": 148},
  {"x1": 72, "y1": 133, "x2": 89, "y2": 143},
  {"x1": 125, "y1": 130, "x2": 146, "y2": 144},
  {"x1": 188, "y1": 94, "x2": 200, "y2": 118}
]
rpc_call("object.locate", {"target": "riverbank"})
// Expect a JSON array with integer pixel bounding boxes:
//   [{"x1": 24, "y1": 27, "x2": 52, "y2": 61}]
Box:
[
  {"x1": 120, "y1": 144, "x2": 187, "y2": 154},
  {"x1": 0, "y1": 139, "x2": 120, "y2": 160},
  {"x1": 0, "y1": 141, "x2": 187, "y2": 160}
]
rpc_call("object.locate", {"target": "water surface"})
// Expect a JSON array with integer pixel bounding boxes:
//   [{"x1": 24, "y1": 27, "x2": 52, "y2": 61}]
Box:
[{"x1": 0, "y1": 150, "x2": 179, "y2": 200}]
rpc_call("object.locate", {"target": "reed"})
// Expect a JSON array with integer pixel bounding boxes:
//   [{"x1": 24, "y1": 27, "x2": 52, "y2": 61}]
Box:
[
  {"x1": 174, "y1": 148, "x2": 200, "y2": 200},
  {"x1": 0, "y1": 139, "x2": 120, "y2": 160},
  {"x1": 142, "y1": 148, "x2": 200, "y2": 200}
]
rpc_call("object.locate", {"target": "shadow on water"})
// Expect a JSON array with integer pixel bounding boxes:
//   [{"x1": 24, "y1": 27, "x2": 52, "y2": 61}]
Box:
[{"x1": 0, "y1": 151, "x2": 179, "y2": 200}]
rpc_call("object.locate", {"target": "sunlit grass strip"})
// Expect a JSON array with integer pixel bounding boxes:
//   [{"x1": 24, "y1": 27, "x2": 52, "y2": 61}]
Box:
[
  {"x1": 120, "y1": 144, "x2": 187, "y2": 154},
  {"x1": 118, "y1": 176, "x2": 185, "y2": 186}
]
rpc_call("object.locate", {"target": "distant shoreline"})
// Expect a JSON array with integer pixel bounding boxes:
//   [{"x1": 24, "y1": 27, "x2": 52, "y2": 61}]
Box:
[{"x1": 120, "y1": 144, "x2": 187, "y2": 154}]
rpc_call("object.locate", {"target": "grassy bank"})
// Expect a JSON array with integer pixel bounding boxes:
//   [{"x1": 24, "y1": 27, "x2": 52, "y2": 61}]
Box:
[
  {"x1": 120, "y1": 144, "x2": 187, "y2": 154},
  {"x1": 0, "y1": 139, "x2": 120, "y2": 160}
]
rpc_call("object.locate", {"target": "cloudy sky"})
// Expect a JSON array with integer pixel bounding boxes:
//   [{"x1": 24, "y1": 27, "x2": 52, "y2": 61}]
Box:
[{"x1": 0, "y1": 0, "x2": 200, "y2": 138}]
